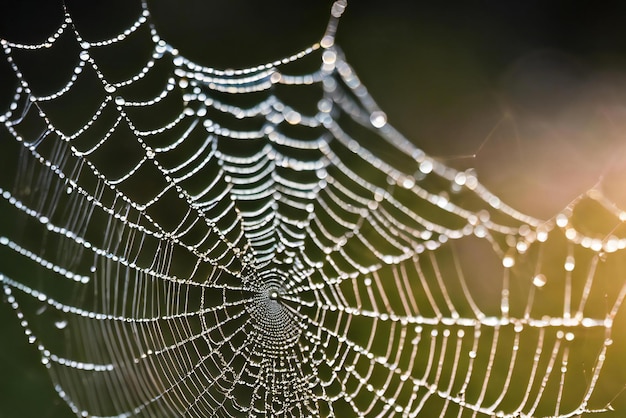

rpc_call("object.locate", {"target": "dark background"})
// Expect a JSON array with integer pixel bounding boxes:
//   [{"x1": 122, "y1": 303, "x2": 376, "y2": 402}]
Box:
[
  {"x1": 2, "y1": 0, "x2": 626, "y2": 416},
  {"x1": 145, "y1": 0, "x2": 626, "y2": 217}
]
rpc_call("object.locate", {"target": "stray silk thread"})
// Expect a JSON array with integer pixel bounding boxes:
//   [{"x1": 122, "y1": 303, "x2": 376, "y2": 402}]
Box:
[{"x1": 1, "y1": 1, "x2": 625, "y2": 416}]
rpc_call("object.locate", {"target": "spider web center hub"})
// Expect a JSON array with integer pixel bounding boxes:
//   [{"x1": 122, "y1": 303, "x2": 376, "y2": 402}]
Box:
[{"x1": 246, "y1": 272, "x2": 302, "y2": 352}]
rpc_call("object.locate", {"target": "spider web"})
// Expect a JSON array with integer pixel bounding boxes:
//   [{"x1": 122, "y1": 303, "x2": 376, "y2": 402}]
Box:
[{"x1": 1, "y1": 1, "x2": 626, "y2": 417}]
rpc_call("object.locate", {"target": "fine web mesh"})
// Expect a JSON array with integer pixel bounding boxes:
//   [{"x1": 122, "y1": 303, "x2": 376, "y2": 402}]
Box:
[{"x1": 1, "y1": 1, "x2": 626, "y2": 417}]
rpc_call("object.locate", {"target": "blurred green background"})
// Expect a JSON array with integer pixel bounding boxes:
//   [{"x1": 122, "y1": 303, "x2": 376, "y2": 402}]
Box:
[{"x1": 2, "y1": 0, "x2": 626, "y2": 416}]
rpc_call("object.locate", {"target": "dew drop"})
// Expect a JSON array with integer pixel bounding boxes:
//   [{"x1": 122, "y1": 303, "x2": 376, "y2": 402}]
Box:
[
  {"x1": 419, "y1": 159, "x2": 433, "y2": 174},
  {"x1": 537, "y1": 228, "x2": 549, "y2": 242},
  {"x1": 605, "y1": 237, "x2": 619, "y2": 253},
  {"x1": 401, "y1": 177, "x2": 415, "y2": 189},
  {"x1": 473, "y1": 225, "x2": 487, "y2": 238},
  {"x1": 369, "y1": 111, "x2": 387, "y2": 128},
  {"x1": 285, "y1": 110, "x2": 301, "y2": 125},
  {"x1": 590, "y1": 239, "x2": 603, "y2": 252},
  {"x1": 556, "y1": 213, "x2": 568, "y2": 228},
  {"x1": 322, "y1": 50, "x2": 337, "y2": 65},
  {"x1": 454, "y1": 172, "x2": 466, "y2": 186},
  {"x1": 331, "y1": 0, "x2": 347, "y2": 18},
  {"x1": 532, "y1": 274, "x2": 547, "y2": 288},
  {"x1": 320, "y1": 35, "x2": 334, "y2": 48},
  {"x1": 55, "y1": 320, "x2": 68, "y2": 329},
  {"x1": 502, "y1": 254, "x2": 515, "y2": 268}
]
